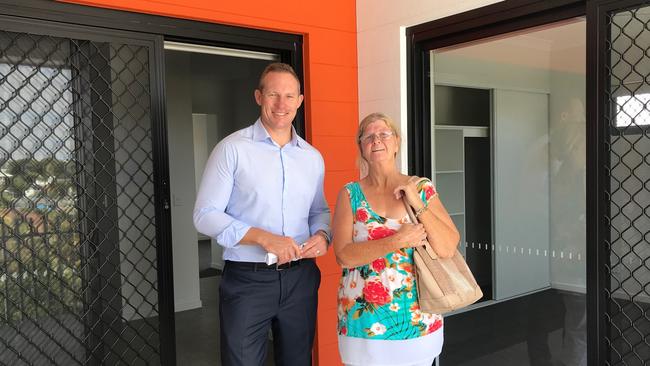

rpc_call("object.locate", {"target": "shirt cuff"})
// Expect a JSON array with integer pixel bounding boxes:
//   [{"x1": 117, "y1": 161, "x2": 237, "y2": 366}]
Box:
[
  {"x1": 312, "y1": 225, "x2": 331, "y2": 246},
  {"x1": 216, "y1": 220, "x2": 252, "y2": 248}
]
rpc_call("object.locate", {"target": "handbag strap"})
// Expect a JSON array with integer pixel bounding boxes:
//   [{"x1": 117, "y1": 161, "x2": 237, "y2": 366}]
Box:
[{"x1": 402, "y1": 196, "x2": 438, "y2": 259}]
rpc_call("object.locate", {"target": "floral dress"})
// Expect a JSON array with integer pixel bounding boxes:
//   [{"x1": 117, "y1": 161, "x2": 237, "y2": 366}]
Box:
[{"x1": 337, "y1": 179, "x2": 444, "y2": 366}]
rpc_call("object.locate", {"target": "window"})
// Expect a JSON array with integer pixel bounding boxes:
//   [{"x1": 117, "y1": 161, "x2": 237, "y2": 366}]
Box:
[{"x1": 616, "y1": 94, "x2": 650, "y2": 127}]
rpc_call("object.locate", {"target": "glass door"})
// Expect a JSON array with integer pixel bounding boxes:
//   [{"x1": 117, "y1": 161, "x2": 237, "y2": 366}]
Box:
[
  {"x1": 0, "y1": 17, "x2": 172, "y2": 365},
  {"x1": 430, "y1": 18, "x2": 588, "y2": 365},
  {"x1": 589, "y1": 1, "x2": 650, "y2": 364}
]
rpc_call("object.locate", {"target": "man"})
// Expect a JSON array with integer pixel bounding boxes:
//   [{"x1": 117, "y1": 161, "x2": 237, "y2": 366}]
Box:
[{"x1": 193, "y1": 62, "x2": 330, "y2": 366}]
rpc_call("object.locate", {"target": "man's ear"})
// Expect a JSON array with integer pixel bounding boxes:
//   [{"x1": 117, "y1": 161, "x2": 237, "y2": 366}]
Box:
[{"x1": 254, "y1": 89, "x2": 262, "y2": 106}]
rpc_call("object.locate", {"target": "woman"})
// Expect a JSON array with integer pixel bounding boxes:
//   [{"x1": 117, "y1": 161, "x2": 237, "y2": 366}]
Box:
[{"x1": 332, "y1": 112, "x2": 460, "y2": 366}]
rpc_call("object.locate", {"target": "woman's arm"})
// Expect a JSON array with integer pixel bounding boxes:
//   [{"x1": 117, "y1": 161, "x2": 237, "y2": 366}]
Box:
[
  {"x1": 416, "y1": 194, "x2": 460, "y2": 258},
  {"x1": 332, "y1": 187, "x2": 427, "y2": 268},
  {"x1": 395, "y1": 177, "x2": 460, "y2": 258}
]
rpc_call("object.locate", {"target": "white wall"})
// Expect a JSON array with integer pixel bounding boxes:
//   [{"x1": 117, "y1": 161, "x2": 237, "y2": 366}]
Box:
[
  {"x1": 356, "y1": 0, "x2": 504, "y2": 171},
  {"x1": 433, "y1": 53, "x2": 551, "y2": 92},
  {"x1": 166, "y1": 52, "x2": 202, "y2": 312},
  {"x1": 192, "y1": 113, "x2": 224, "y2": 270}
]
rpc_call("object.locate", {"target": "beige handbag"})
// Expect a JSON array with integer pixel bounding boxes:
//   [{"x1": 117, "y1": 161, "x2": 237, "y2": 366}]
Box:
[{"x1": 404, "y1": 197, "x2": 483, "y2": 314}]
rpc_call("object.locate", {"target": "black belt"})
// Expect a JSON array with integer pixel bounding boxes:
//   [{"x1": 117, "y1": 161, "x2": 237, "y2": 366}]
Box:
[{"x1": 225, "y1": 258, "x2": 313, "y2": 271}]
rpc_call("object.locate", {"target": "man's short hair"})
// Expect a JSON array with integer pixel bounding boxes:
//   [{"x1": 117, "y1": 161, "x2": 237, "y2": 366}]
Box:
[{"x1": 258, "y1": 62, "x2": 301, "y2": 92}]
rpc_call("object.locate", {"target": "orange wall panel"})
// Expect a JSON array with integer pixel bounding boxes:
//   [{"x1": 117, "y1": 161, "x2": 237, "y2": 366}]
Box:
[
  {"x1": 317, "y1": 308, "x2": 340, "y2": 347},
  {"x1": 308, "y1": 28, "x2": 358, "y2": 67},
  {"x1": 310, "y1": 101, "x2": 359, "y2": 137},
  {"x1": 57, "y1": 1, "x2": 357, "y2": 365},
  {"x1": 317, "y1": 306, "x2": 340, "y2": 344},
  {"x1": 325, "y1": 170, "x2": 359, "y2": 205},
  {"x1": 309, "y1": 63, "x2": 358, "y2": 102},
  {"x1": 317, "y1": 136, "x2": 359, "y2": 172},
  {"x1": 317, "y1": 248, "x2": 343, "y2": 277},
  {"x1": 318, "y1": 272, "x2": 341, "y2": 310},
  {"x1": 320, "y1": 342, "x2": 343, "y2": 363}
]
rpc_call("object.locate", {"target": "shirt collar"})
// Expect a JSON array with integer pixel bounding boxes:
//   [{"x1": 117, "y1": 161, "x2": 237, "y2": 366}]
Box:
[{"x1": 252, "y1": 118, "x2": 302, "y2": 148}]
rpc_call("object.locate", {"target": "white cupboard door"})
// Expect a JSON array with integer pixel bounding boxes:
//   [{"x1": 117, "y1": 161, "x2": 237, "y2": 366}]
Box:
[{"x1": 493, "y1": 89, "x2": 551, "y2": 300}]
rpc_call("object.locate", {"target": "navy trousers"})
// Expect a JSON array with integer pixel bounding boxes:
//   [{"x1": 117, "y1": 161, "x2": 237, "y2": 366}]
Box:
[{"x1": 219, "y1": 259, "x2": 321, "y2": 366}]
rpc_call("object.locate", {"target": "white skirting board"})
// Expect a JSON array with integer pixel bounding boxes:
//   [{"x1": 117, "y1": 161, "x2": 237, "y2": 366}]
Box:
[{"x1": 175, "y1": 298, "x2": 203, "y2": 312}]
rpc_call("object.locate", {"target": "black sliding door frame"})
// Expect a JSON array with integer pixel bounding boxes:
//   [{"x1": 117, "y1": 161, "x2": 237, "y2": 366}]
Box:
[
  {"x1": 587, "y1": 1, "x2": 650, "y2": 364},
  {"x1": 0, "y1": 14, "x2": 170, "y2": 364},
  {"x1": 0, "y1": 1, "x2": 305, "y2": 365}
]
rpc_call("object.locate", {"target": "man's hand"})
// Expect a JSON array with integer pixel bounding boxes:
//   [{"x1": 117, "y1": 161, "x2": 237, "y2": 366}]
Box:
[
  {"x1": 300, "y1": 231, "x2": 328, "y2": 259},
  {"x1": 259, "y1": 233, "x2": 303, "y2": 265}
]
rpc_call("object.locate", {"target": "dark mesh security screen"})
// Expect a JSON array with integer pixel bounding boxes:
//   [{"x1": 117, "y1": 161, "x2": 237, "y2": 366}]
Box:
[
  {"x1": 0, "y1": 30, "x2": 160, "y2": 365},
  {"x1": 607, "y1": 3, "x2": 650, "y2": 365}
]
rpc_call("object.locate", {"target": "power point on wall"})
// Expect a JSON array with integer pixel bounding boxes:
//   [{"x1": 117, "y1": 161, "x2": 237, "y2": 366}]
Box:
[{"x1": 173, "y1": 194, "x2": 185, "y2": 206}]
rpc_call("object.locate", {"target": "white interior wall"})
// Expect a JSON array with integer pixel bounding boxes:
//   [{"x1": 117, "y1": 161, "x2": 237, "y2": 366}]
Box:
[
  {"x1": 166, "y1": 51, "x2": 202, "y2": 312},
  {"x1": 356, "y1": 0, "x2": 504, "y2": 171},
  {"x1": 432, "y1": 53, "x2": 551, "y2": 92},
  {"x1": 192, "y1": 113, "x2": 224, "y2": 270},
  {"x1": 192, "y1": 115, "x2": 210, "y2": 242}
]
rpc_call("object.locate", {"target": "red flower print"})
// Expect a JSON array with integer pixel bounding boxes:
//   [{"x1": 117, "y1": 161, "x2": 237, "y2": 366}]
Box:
[
  {"x1": 363, "y1": 279, "x2": 391, "y2": 305},
  {"x1": 341, "y1": 326, "x2": 347, "y2": 335},
  {"x1": 356, "y1": 208, "x2": 369, "y2": 222},
  {"x1": 371, "y1": 258, "x2": 386, "y2": 273},
  {"x1": 368, "y1": 226, "x2": 397, "y2": 240},
  {"x1": 428, "y1": 319, "x2": 442, "y2": 333},
  {"x1": 399, "y1": 263, "x2": 413, "y2": 273},
  {"x1": 424, "y1": 185, "x2": 436, "y2": 201}
]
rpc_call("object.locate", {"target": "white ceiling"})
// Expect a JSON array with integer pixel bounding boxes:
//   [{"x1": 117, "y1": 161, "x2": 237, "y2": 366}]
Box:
[{"x1": 437, "y1": 17, "x2": 586, "y2": 73}]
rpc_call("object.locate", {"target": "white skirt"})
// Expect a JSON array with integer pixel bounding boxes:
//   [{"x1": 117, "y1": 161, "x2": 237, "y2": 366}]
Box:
[{"x1": 338, "y1": 326, "x2": 443, "y2": 366}]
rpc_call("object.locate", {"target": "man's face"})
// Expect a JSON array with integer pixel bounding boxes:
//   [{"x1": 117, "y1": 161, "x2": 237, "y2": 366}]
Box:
[{"x1": 254, "y1": 71, "x2": 304, "y2": 132}]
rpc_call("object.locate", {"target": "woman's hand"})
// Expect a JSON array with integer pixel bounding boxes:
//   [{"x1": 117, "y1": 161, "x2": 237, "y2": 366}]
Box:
[
  {"x1": 394, "y1": 176, "x2": 425, "y2": 210},
  {"x1": 395, "y1": 223, "x2": 427, "y2": 248},
  {"x1": 300, "y1": 231, "x2": 328, "y2": 258}
]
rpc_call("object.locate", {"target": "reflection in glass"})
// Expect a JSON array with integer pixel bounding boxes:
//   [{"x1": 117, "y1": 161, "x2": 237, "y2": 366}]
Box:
[
  {"x1": 429, "y1": 18, "x2": 587, "y2": 366},
  {"x1": 608, "y1": 6, "x2": 650, "y2": 366}
]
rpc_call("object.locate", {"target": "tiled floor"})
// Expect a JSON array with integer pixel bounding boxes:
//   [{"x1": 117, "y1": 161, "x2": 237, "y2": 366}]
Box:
[{"x1": 175, "y1": 275, "x2": 275, "y2": 366}]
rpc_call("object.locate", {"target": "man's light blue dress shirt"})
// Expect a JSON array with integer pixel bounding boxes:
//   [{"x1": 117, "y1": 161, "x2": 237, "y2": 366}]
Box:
[{"x1": 193, "y1": 119, "x2": 330, "y2": 263}]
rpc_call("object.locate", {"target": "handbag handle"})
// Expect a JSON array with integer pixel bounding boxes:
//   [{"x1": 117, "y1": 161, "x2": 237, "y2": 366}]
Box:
[{"x1": 402, "y1": 196, "x2": 439, "y2": 259}]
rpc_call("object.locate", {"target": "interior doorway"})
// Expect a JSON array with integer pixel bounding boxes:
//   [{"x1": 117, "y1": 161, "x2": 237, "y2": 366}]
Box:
[{"x1": 163, "y1": 42, "x2": 279, "y2": 365}]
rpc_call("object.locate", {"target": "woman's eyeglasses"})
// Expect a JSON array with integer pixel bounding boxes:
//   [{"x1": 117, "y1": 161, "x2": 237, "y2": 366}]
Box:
[{"x1": 359, "y1": 131, "x2": 394, "y2": 144}]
